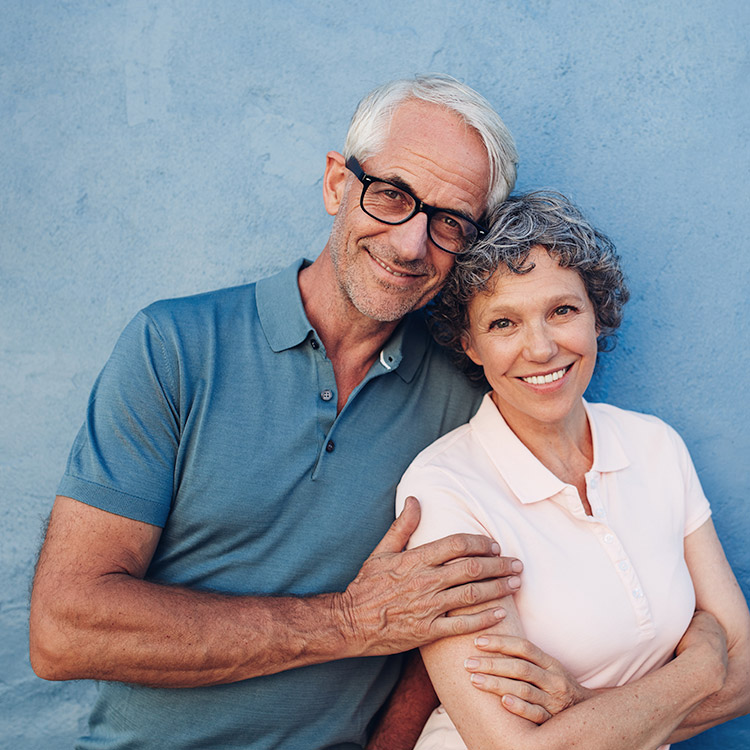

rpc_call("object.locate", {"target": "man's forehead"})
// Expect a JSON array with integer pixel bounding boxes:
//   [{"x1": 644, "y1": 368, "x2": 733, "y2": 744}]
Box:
[{"x1": 365, "y1": 100, "x2": 490, "y2": 214}]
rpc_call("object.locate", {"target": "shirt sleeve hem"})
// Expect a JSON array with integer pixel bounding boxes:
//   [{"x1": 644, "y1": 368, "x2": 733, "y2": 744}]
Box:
[
  {"x1": 56, "y1": 474, "x2": 169, "y2": 527},
  {"x1": 684, "y1": 504, "x2": 712, "y2": 537}
]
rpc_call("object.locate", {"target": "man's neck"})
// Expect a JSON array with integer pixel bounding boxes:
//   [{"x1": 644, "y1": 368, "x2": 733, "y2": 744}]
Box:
[{"x1": 298, "y1": 251, "x2": 401, "y2": 411}]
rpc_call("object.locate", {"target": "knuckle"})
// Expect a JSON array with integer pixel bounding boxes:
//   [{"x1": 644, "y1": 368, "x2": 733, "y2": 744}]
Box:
[
  {"x1": 460, "y1": 583, "x2": 480, "y2": 605},
  {"x1": 464, "y1": 557, "x2": 483, "y2": 579},
  {"x1": 447, "y1": 614, "x2": 468, "y2": 636},
  {"x1": 514, "y1": 660, "x2": 533, "y2": 681},
  {"x1": 448, "y1": 534, "x2": 471, "y2": 557}
]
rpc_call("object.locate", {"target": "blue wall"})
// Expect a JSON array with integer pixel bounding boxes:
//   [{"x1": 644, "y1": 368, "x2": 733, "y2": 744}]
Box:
[{"x1": 2, "y1": 1, "x2": 748, "y2": 747}]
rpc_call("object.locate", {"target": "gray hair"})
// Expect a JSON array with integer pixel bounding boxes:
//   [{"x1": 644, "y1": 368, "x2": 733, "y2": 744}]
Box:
[
  {"x1": 343, "y1": 74, "x2": 518, "y2": 212},
  {"x1": 429, "y1": 190, "x2": 630, "y2": 382}
]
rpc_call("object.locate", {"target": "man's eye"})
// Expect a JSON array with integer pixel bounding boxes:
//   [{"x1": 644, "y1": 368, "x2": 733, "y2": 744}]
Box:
[{"x1": 376, "y1": 187, "x2": 408, "y2": 202}]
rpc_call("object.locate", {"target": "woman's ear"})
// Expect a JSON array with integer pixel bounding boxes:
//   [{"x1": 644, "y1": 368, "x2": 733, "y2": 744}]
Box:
[
  {"x1": 322, "y1": 151, "x2": 348, "y2": 216},
  {"x1": 462, "y1": 333, "x2": 483, "y2": 367}
]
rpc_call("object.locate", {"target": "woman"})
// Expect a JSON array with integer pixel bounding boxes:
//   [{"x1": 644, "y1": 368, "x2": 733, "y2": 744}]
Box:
[{"x1": 395, "y1": 192, "x2": 750, "y2": 749}]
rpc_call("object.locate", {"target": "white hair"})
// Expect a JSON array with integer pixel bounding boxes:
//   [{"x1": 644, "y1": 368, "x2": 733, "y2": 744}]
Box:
[{"x1": 343, "y1": 74, "x2": 518, "y2": 213}]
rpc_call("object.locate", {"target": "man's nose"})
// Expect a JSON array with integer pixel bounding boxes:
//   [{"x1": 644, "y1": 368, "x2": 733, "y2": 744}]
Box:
[
  {"x1": 523, "y1": 321, "x2": 558, "y2": 362},
  {"x1": 388, "y1": 211, "x2": 430, "y2": 261}
]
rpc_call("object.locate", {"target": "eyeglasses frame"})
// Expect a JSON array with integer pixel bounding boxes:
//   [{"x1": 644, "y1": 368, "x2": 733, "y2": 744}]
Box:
[{"x1": 344, "y1": 156, "x2": 487, "y2": 255}]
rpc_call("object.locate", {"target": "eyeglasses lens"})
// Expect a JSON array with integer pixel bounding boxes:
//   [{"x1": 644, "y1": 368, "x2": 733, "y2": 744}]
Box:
[{"x1": 362, "y1": 181, "x2": 476, "y2": 254}]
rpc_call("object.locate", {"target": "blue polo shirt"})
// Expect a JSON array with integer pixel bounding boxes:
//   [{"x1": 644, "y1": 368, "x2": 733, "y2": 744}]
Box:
[{"x1": 59, "y1": 258, "x2": 486, "y2": 750}]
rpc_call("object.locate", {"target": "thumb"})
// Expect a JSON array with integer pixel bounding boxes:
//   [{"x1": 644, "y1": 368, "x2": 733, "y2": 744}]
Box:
[{"x1": 371, "y1": 496, "x2": 421, "y2": 555}]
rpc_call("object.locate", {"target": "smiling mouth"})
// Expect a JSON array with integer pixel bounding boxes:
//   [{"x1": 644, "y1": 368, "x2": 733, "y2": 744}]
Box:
[
  {"x1": 369, "y1": 250, "x2": 421, "y2": 278},
  {"x1": 519, "y1": 365, "x2": 572, "y2": 385}
]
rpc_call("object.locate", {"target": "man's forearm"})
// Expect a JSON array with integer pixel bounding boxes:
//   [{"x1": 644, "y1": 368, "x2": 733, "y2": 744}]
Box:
[
  {"x1": 30, "y1": 572, "x2": 354, "y2": 687},
  {"x1": 30, "y1": 495, "x2": 521, "y2": 688}
]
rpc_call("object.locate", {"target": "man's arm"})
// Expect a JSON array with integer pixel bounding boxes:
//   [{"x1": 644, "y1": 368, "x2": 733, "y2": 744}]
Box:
[
  {"x1": 29, "y1": 495, "x2": 521, "y2": 688},
  {"x1": 366, "y1": 650, "x2": 439, "y2": 750}
]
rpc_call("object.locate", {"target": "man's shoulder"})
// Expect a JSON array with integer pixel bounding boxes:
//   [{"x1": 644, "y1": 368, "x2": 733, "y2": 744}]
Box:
[
  {"x1": 138, "y1": 259, "x2": 306, "y2": 336},
  {"x1": 142, "y1": 282, "x2": 258, "y2": 327}
]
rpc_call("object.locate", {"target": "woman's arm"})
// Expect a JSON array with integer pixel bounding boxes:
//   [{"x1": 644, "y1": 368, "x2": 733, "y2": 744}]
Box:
[
  {"x1": 666, "y1": 518, "x2": 750, "y2": 741},
  {"x1": 465, "y1": 519, "x2": 750, "y2": 742},
  {"x1": 421, "y1": 593, "x2": 727, "y2": 750}
]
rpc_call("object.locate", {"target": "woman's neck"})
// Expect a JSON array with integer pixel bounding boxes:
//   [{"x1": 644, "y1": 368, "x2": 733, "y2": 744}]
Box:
[{"x1": 492, "y1": 394, "x2": 595, "y2": 514}]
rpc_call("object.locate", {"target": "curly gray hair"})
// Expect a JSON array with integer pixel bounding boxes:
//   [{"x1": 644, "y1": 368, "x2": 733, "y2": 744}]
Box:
[{"x1": 429, "y1": 190, "x2": 630, "y2": 382}]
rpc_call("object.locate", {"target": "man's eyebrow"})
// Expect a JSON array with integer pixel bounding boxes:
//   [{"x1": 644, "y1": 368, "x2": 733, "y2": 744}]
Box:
[
  {"x1": 379, "y1": 171, "x2": 480, "y2": 222},
  {"x1": 379, "y1": 172, "x2": 415, "y2": 193}
]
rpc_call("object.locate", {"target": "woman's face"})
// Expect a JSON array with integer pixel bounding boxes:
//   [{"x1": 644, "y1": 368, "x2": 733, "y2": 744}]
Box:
[{"x1": 462, "y1": 246, "x2": 599, "y2": 433}]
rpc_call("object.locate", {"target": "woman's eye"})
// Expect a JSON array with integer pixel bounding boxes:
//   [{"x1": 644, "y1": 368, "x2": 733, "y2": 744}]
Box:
[
  {"x1": 554, "y1": 305, "x2": 577, "y2": 316},
  {"x1": 489, "y1": 318, "x2": 512, "y2": 330}
]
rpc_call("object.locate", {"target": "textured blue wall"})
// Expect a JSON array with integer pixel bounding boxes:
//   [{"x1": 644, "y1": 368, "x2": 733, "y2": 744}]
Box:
[{"x1": 2, "y1": 1, "x2": 748, "y2": 747}]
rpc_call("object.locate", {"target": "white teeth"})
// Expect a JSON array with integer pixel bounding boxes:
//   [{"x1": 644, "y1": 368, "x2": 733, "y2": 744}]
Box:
[
  {"x1": 521, "y1": 367, "x2": 568, "y2": 385},
  {"x1": 374, "y1": 256, "x2": 407, "y2": 277}
]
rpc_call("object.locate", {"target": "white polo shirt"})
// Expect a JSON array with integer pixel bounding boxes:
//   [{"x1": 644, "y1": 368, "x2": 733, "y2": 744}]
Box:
[{"x1": 396, "y1": 393, "x2": 711, "y2": 748}]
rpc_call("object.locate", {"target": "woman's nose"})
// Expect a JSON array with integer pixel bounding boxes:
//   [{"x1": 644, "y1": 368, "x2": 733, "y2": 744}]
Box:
[{"x1": 523, "y1": 322, "x2": 558, "y2": 362}]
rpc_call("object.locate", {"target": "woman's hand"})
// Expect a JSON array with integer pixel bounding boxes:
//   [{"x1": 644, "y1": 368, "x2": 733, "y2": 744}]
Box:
[{"x1": 463, "y1": 634, "x2": 596, "y2": 723}]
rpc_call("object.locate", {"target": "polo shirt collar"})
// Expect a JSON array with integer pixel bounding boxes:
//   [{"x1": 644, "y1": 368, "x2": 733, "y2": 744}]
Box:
[
  {"x1": 257, "y1": 258, "x2": 314, "y2": 352},
  {"x1": 255, "y1": 257, "x2": 429, "y2": 381},
  {"x1": 470, "y1": 394, "x2": 630, "y2": 505}
]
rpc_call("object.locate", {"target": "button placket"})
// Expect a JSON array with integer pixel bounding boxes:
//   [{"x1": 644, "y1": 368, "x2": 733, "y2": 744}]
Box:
[{"x1": 591, "y1": 520, "x2": 654, "y2": 638}]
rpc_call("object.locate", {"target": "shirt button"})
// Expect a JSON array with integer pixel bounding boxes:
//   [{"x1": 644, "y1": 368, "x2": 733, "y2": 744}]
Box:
[
  {"x1": 325, "y1": 440, "x2": 335, "y2": 453},
  {"x1": 320, "y1": 389, "x2": 333, "y2": 402},
  {"x1": 310, "y1": 339, "x2": 319, "y2": 350},
  {"x1": 594, "y1": 507, "x2": 604, "y2": 518},
  {"x1": 618, "y1": 560, "x2": 630, "y2": 571},
  {"x1": 604, "y1": 533, "x2": 614, "y2": 544},
  {"x1": 632, "y1": 588, "x2": 643, "y2": 599}
]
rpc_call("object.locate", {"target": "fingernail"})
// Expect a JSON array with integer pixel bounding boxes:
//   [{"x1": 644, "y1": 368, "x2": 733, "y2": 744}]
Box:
[
  {"x1": 491, "y1": 542, "x2": 501, "y2": 555},
  {"x1": 511, "y1": 560, "x2": 523, "y2": 573},
  {"x1": 464, "y1": 658, "x2": 480, "y2": 669},
  {"x1": 509, "y1": 575, "x2": 521, "y2": 589},
  {"x1": 475, "y1": 636, "x2": 489, "y2": 646},
  {"x1": 502, "y1": 695, "x2": 515, "y2": 706},
  {"x1": 470, "y1": 673, "x2": 486, "y2": 684},
  {"x1": 493, "y1": 608, "x2": 506, "y2": 619}
]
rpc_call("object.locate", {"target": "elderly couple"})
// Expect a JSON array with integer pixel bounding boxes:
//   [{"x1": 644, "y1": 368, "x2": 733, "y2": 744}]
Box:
[{"x1": 30, "y1": 75, "x2": 749, "y2": 749}]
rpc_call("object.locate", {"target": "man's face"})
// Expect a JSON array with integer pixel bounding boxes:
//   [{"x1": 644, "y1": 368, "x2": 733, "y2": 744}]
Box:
[{"x1": 325, "y1": 100, "x2": 490, "y2": 323}]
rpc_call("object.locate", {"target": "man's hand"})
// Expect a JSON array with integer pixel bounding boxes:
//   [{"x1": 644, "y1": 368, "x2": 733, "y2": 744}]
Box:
[
  {"x1": 336, "y1": 497, "x2": 523, "y2": 655},
  {"x1": 463, "y1": 634, "x2": 595, "y2": 724}
]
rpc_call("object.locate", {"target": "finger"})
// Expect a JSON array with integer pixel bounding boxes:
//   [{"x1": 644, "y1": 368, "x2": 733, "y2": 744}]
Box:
[
  {"x1": 435, "y1": 555, "x2": 523, "y2": 593},
  {"x1": 435, "y1": 576, "x2": 520, "y2": 614},
  {"x1": 474, "y1": 634, "x2": 552, "y2": 668},
  {"x1": 465, "y1": 655, "x2": 551, "y2": 693},
  {"x1": 468, "y1": 673, "x2": 551, "y2": 714},
  {"x1": 500, "y1": 694, "x2": 552, "y2": 725},
  {"x1": 429, "y1": 606, "x2": 507, "y2": 639},
  {"x1": 411, "y1": 532, "x2": 510, "y2": 567},
  {"x1": 371, "y1": 496, "x2": 421, "y2": 555}
]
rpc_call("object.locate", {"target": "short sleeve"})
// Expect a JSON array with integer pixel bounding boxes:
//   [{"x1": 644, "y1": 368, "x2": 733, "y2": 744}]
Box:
[
  {"x1": 57, "y1": 310, "x2": 179, "y2": 526},
  {"x1": 396, "y1": 462, "x2": 493, "y2": 551},
  {"x1": 666, "y1": 423, "x2": 712, "y2": 536}
]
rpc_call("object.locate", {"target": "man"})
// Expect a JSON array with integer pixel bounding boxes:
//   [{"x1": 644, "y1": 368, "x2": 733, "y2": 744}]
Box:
[{"x1": 30, "y1": 75, "x2": 520, "y2": 749}]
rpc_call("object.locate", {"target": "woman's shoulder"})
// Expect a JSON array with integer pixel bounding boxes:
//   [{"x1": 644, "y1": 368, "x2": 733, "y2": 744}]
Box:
[{"x1": 587, "y1": 401, "x2": 688, "y2": 455}]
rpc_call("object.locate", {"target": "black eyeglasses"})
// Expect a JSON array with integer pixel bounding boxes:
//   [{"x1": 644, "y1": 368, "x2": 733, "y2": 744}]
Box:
[{"x1": 345, "y1": 156, "x2": 486, "y2": 255}]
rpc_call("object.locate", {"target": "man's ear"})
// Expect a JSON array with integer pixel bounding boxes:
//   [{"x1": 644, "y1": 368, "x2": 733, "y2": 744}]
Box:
[{"x1": 323, "y1": 151, "x2": 349, "y2": 216}]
